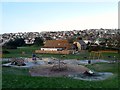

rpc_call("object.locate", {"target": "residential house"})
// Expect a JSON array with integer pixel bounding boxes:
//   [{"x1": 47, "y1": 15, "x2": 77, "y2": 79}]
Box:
[
  {"x1": 35, "y1": 40, "x2": 73, "y2": 54},
  {"x1": 73, "y1": 37, "x2": 87, "y2": 51}
]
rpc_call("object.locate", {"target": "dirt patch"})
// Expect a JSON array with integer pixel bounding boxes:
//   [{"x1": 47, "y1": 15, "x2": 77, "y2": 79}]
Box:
[{"x1": 29, "y1": 64, "x2": 89, "y2": 77}]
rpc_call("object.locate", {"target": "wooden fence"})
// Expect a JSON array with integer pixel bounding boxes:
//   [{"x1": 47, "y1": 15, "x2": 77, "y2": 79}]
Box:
[{"x1": 98, "y1": 50, "x2": 118, "y2": 53}]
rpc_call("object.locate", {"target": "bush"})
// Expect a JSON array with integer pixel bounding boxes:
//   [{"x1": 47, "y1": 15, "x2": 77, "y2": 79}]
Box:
[
  {"x1": 3, "y1": 38, "x2": 25, "y2": 49},
  {"x1": 2, "y1": 50, "x2": 10, "y2": 54},
  {"x1": 34, "y1": 37, "x2": 43, "y2": 46}
]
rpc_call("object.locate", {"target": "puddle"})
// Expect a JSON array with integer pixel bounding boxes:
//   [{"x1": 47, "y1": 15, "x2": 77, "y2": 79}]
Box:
[
  {"x1": 2, "y1": 57, "x2": 114, "y2": 81},
  {"x1": 2, "y1": 58, "x2": 111, "y2": 68},
  {"x1": 68, "y1": 72, "x2": 113, "y2": 81}
]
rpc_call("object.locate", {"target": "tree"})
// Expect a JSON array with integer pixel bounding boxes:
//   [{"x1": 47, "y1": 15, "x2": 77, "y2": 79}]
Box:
[
  {"x1": 3, "y1": 40, "x2": 16, "y2": 49},
  {"x1": 34, "y1": 37, "x2": 44, "y2": 46},
  {"x1": 105, "y1": 34, "x2": 120, "y2": 49},
  {"x1": 3, "y1": 38, "x2": 25, "y2": 49},
  {"x1": 67, "y1": 37, "x2": 75, "y2": 44},
  {"x1": 14, "y1": 38, "x2": 25, "y2": 47}
]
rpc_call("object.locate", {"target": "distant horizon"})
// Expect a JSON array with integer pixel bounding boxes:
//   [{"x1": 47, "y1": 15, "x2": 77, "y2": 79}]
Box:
[
  {"x1": 1, "y1": 2, "x2": 118, "y2": 34},
  {"x1": 1, "y1": 28, "x2": 118, "y2": 34}
]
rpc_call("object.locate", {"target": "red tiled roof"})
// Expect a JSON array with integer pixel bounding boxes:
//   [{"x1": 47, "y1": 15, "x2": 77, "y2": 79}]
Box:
[{"x1": 43, "y1": 40, "x2": 72, "y2": 49}]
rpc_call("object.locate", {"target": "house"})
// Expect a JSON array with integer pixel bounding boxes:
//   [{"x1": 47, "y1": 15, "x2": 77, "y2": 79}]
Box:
[
  {"x1": 73, "y1": 37, "x2": 87, "y2": 51},
  {"x1": 35, "y1": 40, "x2": 73, "y2": 54},
  {"x1": 94, "y1": 38, "x2": 106, "y2": 45},
  {"x1": 83, "y1": 40, "x2": 92, "y2": 44},
  {"x1": 24, "y1": 38, "x2": 35, "y2": 44},
  {"x1": 78, "y1": 39, "x2": 87, "y2": 50}
]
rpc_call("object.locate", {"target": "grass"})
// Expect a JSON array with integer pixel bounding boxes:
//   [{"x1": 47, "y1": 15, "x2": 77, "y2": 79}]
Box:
[
  {"x1": 2, "y1": 74, "x2": 119, "y2": 88},
  {"x1": 2, "y1": 67, "x2": 30, "y2": 76},
  {"x1": 86, "y1": 63, "x2": 119, "y2": 74},
  {"x1": 2, "y1": 46, "x2": 120, "y2": 88},
  {"x1": 2, "y1": 46, "x2": 40, "y2": 58},
  {"x1": 2, "y1": 46, "x2": 120, "y2": 60},
  {"x1": 2, "y1": 63, "x2": 119, "y2": 88}
]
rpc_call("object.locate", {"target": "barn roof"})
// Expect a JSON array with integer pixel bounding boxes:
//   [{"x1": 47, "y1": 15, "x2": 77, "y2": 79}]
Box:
[{"x1": 43, "y1": 40, "x2": 72, "y2": 49}]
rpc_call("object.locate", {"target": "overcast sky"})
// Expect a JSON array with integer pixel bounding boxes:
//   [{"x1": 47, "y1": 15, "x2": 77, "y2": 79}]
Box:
[{"x1": 1, "y1": 0, "x2": 119, "y2": 34}]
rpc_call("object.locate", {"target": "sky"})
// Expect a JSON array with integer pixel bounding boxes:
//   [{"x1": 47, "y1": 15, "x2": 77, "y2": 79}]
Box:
[{"x1": 1, "y1": 0, "x2": 119, "y2": 34}]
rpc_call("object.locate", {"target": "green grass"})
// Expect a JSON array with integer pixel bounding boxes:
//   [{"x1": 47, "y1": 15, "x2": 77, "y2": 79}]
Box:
[
  {"x1": 2, "y1": 74, "x2": 119, "y2": 88},
  {"x1": 101, "y1": 52, "x2": 120, "y2": 60},
  {"x1": 2, "y1": 46, "x2": 120, "y2": 88},
  {"x1": 2, "y1": 67, "x2": 30, "y2": 76},
  {"x1": 2, "y1": 46, "x2": 40, "y2": 58},
  {"x1": 86, "y1": 63, "x2": 119, "y2": 74},
  {"x1": 2, "y1": 46, "x2": 120, "y2": 60},
  {"x1": 2, "y1": 63, "x2": 119, "y2": 88}
]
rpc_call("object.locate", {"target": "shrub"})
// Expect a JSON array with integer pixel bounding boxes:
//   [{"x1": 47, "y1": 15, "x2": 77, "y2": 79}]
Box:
[{"x1": 2, "y1": 50, "x2": 10, "y2": 54}]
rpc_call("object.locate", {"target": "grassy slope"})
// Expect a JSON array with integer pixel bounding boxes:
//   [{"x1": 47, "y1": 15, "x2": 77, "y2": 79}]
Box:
[
  {"x1": 2, "y1": 46, "x2": 120, "y2": 88},
  {"x1": 2, "y1": 63, "x2": 119, "y2": 88}
]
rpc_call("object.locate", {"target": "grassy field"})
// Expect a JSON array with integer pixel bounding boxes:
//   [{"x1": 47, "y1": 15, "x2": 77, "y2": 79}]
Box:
[
  {"x1": 2, "y1": 46, "x2": 120, "y2": 60},
  {"x1": 2, "y1": 63, "x2": 119, "y2": 88},
  {"x1": 2, "y1": 46, "x2": 40, "y2": 58},
  {"x1": 2, "y1": 46, "x2": 120, "y2": 88}
]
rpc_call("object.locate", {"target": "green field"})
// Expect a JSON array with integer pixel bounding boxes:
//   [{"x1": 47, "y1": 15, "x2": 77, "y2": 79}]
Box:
[
  {"x1": 2, "y1": 46, "x2": 120, "y2": 88},
  {"x1": 2, "y1": 46, "x2": 120, "y2": 60},
  {"x1": 2, "y1": 46, "x2": 39, "y2": 58},
  {"x1": 2, "y1": 63, "x2": 119, "y2": 88}
]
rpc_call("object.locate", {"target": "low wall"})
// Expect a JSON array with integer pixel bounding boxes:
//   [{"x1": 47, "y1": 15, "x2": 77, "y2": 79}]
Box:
[
  {"x1": 35, "y1": 50, "x2": 73, "y2": 54},
  {"x1": 94, "y1": 50, "x2": 118, "y2": 53}
]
